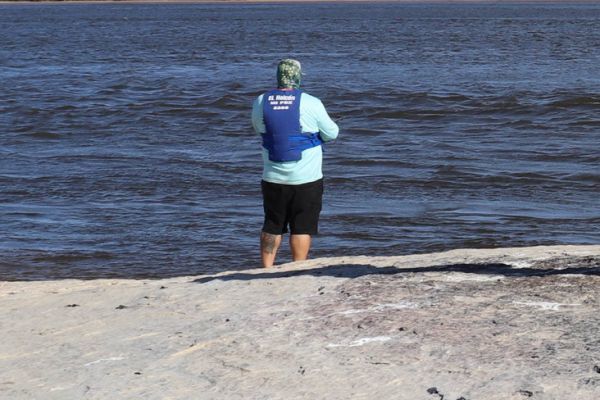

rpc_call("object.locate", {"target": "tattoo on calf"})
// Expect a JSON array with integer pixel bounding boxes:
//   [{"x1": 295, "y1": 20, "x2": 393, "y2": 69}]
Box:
[{"x1": 261, "y1": 233, "x2": 278, "y2": 254}]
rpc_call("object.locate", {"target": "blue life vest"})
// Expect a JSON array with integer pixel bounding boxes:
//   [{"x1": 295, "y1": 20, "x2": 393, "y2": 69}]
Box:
[{"x1": 262, "y1": 89, "x2": 323, "y2": 162}]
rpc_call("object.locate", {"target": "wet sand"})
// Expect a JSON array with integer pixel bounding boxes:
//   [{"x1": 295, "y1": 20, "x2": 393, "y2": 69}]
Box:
[{"x1": 1, "y1": 245, "x2": 599, "y2": 399}]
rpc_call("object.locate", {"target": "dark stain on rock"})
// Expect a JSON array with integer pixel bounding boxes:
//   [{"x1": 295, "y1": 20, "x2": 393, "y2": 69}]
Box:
[
  {"x1": 193, "y1": 258, "x2": 600, "y2": 284},
  {"x1": 298, "y1": 366, "x2": 305, "y2": 375},
  {"x1": 580, "y1": 377, "x2": 600, "y2": 386},
  {"x1": 115, "y1": 305, "x2": 128, "y2": 310},
  {"x1": 594, "y1": 365, "x2": 600, "y2": 373},
  {"x1": 65, "y1": 304, "x2": 79, "y2": 307},
  {"x1": 160, "y1": 286, "x2": 167, "y2": 289},
  {"x1": 427, "y1": 387, "x2": 444, "y2": 399},
  {"x1": 517, "y1": 390, "x2": 533, "y2": 397},
  {"x1": 531, "y1": 256, "x2": 600, "y2": 271}
]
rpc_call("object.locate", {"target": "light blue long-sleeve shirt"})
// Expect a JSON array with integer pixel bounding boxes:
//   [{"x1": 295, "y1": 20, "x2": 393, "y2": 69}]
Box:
[{"x1": 252, "y1": 91, "x2": 339, "y2": 185}]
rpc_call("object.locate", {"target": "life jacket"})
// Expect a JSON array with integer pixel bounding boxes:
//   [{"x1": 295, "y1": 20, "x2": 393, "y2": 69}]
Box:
[{"x1": 262, "y1": 89, "x2": 322, "y2": 162}]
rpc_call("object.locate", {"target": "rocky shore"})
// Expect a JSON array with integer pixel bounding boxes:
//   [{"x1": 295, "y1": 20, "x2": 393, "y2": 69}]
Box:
[{"x1": 1, "y1": 245, "x2": 599, "y2": 399}]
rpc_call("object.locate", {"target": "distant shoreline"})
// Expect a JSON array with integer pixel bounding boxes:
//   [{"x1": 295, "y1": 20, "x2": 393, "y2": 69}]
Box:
[{"x1": 2, "y1": 0, "x2": 599, "y2": 4}]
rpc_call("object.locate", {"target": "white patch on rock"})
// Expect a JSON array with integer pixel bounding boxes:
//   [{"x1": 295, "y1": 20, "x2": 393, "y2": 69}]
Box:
[
  {"x1": 327, "y1": 336, "x2": 392, "y2": 348},
  {"x1": 442, "y1": 274, "x2": 504, "y2": 282},
  {"x1": 84, "y1": 356, "x2": 125, "y2": 366},
  {"x1": 511, "y1": 261, "x2": 532, "y2": 269},
  {"x1": 513, "y1": 301, "x2": 581, "y2": 311},
  {"x1": 335, "y1": 302, "x2": 418, "y2": 315},
  {"x1": 50, "y1": 386, "x2": 73, "y2": 392}
]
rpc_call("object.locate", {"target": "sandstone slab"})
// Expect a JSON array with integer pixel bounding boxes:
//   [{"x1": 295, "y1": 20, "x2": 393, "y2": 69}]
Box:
[{"x1": 1, "y1": 245, "x2": 599, "y2": 399}]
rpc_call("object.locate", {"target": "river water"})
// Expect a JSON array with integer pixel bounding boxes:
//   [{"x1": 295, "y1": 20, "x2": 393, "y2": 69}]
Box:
[{"x1": 1, "y1": 2, "x2": 599, "y2": 280}]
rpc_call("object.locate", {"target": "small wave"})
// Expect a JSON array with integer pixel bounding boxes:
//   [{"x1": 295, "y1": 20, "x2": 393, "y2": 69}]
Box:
[
  {"x1": 23, "y1": 107, "x2": 44, "y2": 117},
  {"x1": 208, "y1": 94, "x2": 246, "y2": 110},
  {"x1": 529, "y1": 153, "x2": 599, "y2": 163},
  {"x1": 371, "y1": 110, "x2": 449, "y2": 120},
  {"x1": 405, "y1": 92, "x2": 472, "y2": 103},
  {"x1": 335, "y1": 159, "x2": 414, "y2": 168},
  {"x1": 560, "y1": 173, "x2": 600, "y2": 185},
  {"x1": 108, "y1": 82, "x2": 128, "y2": 91},
  {"x1": 31, "y1": 251, "x2": 115, "y2": 263},
  {"x1": 0, "y1": 189, "x2": 33, "y2": 197},
  {"x1": 567, "y1": 119, "x2": 600, "y2": 127},
  {"x1": 225, "y1": 82, "x2": 244, "y2": 91},
  {"x1": 55, "y1": 105, "x2": 78, "y2": 111},
  {"x1": 344, "y1": 128, "x2": 389, "y2": 137},
  {"x1": 24, "y1": 131, "x2": 61, "y2": 139},
  {"x1": 472, "y1": 96, "x2": 533, "y2": 115},
  {"x1": 427, "y1": 168, "x2": 567, "y2": 187},
  {"x1": 548, "y1": 95, "x2": 600, "y2": 108},
  {"x1": 152, "y1": 107, "x2": 197, "y2": 116}
]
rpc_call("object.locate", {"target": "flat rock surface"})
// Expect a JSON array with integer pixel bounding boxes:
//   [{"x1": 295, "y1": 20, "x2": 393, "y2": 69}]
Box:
[{"x1": 1, "y1": 245, "x2": 599, "y2": 399}]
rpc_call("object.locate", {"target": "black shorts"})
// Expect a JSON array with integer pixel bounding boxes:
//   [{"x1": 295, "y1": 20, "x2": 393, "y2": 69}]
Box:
[{"x1": 261, "y1": 178, "x2": 324, "y2": 235}]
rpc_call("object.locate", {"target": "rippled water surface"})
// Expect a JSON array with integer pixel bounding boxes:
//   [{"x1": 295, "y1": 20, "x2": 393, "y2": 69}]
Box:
[{"x1": 1, "y1": 3, "x2": 599, "y2": 280}]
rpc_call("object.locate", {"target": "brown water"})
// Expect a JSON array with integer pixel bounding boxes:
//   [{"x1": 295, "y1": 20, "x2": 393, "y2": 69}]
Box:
[{"x1": 1, "y1": 3, "x2": 599, "y2": 280}]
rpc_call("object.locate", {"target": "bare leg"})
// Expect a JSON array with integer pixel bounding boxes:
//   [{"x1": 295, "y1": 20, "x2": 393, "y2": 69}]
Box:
[
  {"x1": 290, "y1": 234, "x2": 311, "y2": 261},
  {"x1": 261, "y1": 232, "x2": 282, "y2": 268}
]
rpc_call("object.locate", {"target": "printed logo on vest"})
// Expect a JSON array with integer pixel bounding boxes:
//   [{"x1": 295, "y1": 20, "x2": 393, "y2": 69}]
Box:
[{"x1": 268, "y1": 94, "x2": 296, "y2": 111}]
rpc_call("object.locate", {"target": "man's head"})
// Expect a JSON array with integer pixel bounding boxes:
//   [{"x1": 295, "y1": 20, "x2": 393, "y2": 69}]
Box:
[{"x1": 277, "y1": 59, "x2": 302, "y2": 89}]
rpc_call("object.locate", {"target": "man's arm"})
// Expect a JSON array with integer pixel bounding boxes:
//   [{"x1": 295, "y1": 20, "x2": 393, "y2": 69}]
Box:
[
  {"x1": 251, "y1": 95, "x2": 265, "y2": 134},
  {"x1": 315, "y1": 99, "x2": 339, "y2": 142}
]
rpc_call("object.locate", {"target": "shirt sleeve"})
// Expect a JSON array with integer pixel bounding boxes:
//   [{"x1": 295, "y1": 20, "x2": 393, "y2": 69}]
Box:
[
  {"x1": 314, "y1": 99, "x2": 339, "y2": 142},
  {"x1": 251, "y1": 95, "x2": 265, "y2": 134}
]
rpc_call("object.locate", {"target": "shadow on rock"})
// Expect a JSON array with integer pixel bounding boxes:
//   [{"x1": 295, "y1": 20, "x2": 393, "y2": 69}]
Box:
[{"x1": 193, "y1": 258, "x2": 600, "y2": 284}]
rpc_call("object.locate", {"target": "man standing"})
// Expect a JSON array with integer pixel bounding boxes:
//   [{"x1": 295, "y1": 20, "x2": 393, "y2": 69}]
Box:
[{"x1": 252, "y1": 59, "x2": 339, "y2": 267}]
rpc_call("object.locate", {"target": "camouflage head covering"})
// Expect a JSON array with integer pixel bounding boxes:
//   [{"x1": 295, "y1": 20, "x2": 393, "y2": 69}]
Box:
[{"x1": 277, "y1": 59, "x2": 302, "y2": 89}]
